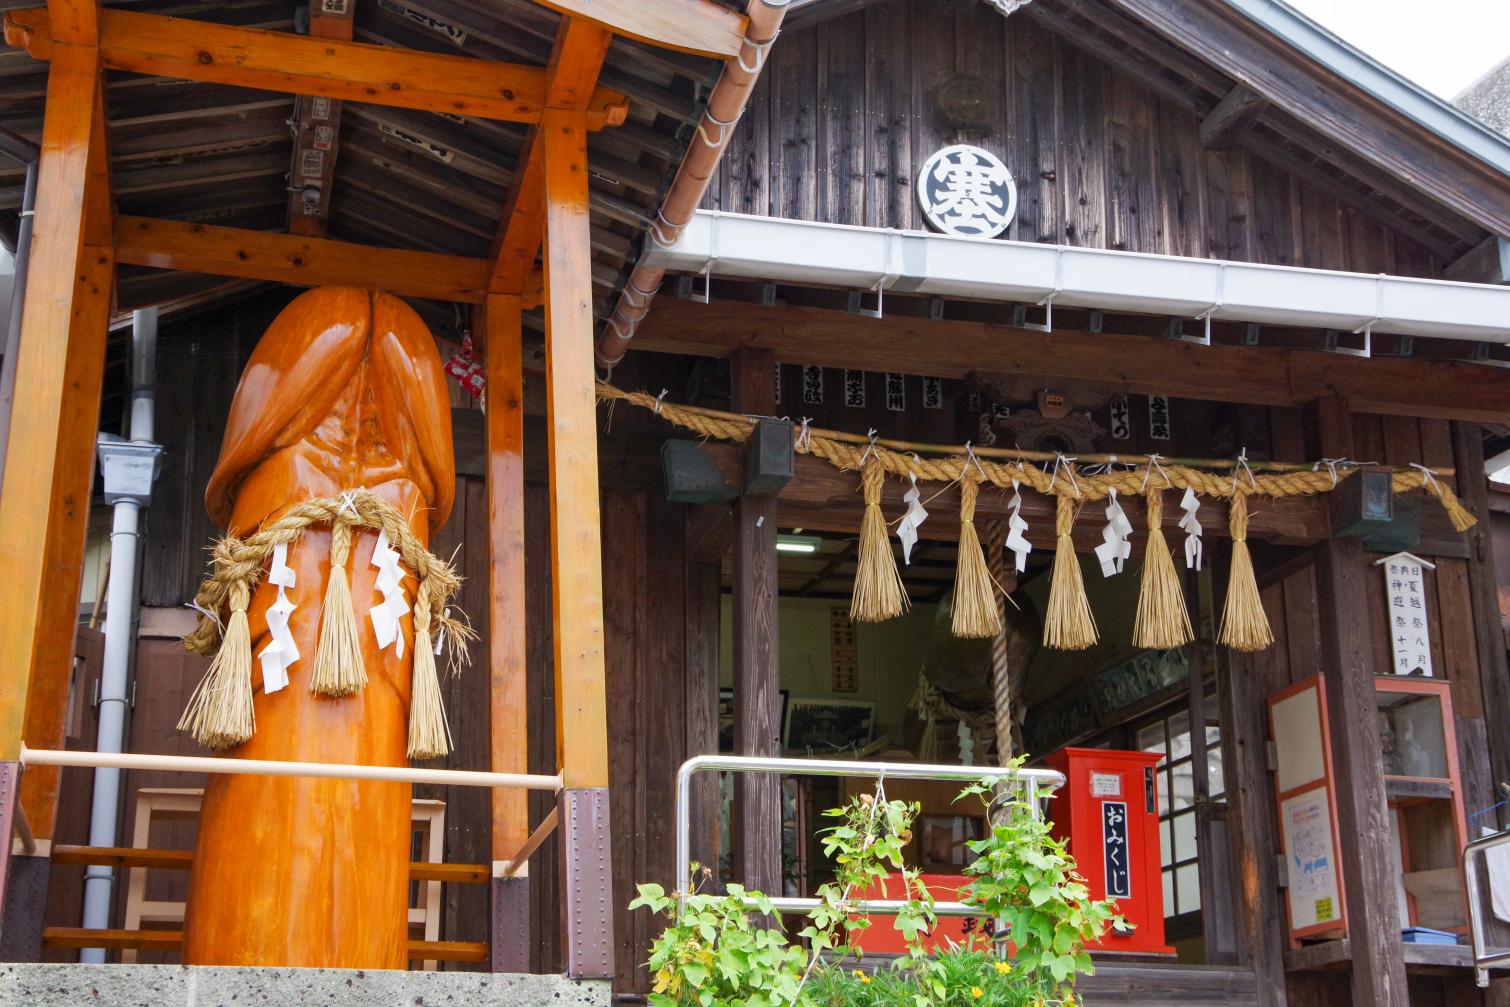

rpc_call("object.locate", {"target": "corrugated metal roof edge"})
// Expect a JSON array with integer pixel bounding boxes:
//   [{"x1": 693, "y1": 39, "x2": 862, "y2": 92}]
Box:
[{"x1": 1227, "y1": 0, "x2": 1510, "y2": 185}]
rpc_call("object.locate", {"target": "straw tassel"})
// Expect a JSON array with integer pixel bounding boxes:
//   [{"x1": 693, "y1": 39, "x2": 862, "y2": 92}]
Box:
[
  {"x1": 1043, "y1": 495, "x2": 1099, "y2": 650},
  {"x1": 408, "y1": 579, "x2": 452, "y2": 760},
  {"x1": 951, "y1": 476, "x2": 1003, "y2": 639},
  {"x1": 1220, "y1": 492, "x2": 1274, "y2": 651},
  {"x1": 311, "y1": 518, "x2": 368, "y2": 697},
  {"x1": 1133, "y1": 490, "x2": 1194, "y2": 649},
  {"x1": 851, "y1": 457, "x2": 909, "y2": 622},
  {"x1": 178, "y1": 580, "x2": 256, "y2": 750}
]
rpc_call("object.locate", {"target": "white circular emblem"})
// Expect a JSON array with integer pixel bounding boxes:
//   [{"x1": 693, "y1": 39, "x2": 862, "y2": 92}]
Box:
[{"x1": 916, "y1": 144, "x2": 1017, "y2": 239}]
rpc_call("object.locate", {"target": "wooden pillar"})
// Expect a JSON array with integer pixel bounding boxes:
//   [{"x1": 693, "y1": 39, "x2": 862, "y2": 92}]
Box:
[
  {"x1": 0, "y1": 44, "x2": 113, "y2": 933},
  {"x1": 730, "y1": 347, "x2": 781, "y2": 897},
  {"x1": 484, "y1": 293, "x2": 532, "y2": 972},
  {"x1": 1313, "y1": 397, "x2": 1407, "y2": 1007},
  {"x1": 540, "y1": 107, "x2": 613, "y2": 979}
]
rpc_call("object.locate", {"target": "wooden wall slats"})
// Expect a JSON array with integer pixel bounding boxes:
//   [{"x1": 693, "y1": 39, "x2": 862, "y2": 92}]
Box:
[{"x1": 704, "y1": 1, "x2": 1452, "y2": 276}]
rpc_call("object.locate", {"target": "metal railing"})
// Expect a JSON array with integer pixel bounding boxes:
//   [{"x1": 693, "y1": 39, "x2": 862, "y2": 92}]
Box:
[
  {"x1": 674, "y1": 754, "x2": 1065, "y2": 917},
  {"x1": 1464, "y1": 829, "x2": 1510, "y2": 987}
]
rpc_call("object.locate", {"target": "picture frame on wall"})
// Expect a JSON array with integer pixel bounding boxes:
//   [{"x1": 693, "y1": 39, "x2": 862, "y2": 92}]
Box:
[
  {"x1": 718, "y1": 688, "x2": 790, "y2": 753},
  {"x1": 783, "y1": 698, "x2": 875, "y2": 754}
]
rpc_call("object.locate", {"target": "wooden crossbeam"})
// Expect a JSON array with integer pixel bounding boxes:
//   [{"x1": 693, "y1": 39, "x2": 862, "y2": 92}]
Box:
[
  {"x1": 113, "y1": 215, "x2": 547, "y2": 305},
  {"x1": 636, "y1": 297, "x2": 1510, "y2": 426},
  {"x1": 531, "y1": 0, "x2": 747, "y2": 60},
  {"x1": 3, "y1": 7, "x2": 630, "y2": 129},
  {"x1": 48, "y1": 845, "x2": 489, "y2": 883},
  {"x1": 42, "y1": 928, "x2": 489, "y2": 961},
  {"x1": 489, "y1": 16, "x2": 613, "y2": 295}
]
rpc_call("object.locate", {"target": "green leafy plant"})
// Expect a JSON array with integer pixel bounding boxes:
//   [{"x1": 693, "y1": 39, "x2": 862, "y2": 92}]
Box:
[
  {"x1": 630, "y1": 874, "x2": 809, "y2": 1007},
  {"x1": 956, "y1": 761, "x2": 1125, "y2": 996},
  {"x1": 631, "y1": 768, "x2": 1115, "y2": 1007}
]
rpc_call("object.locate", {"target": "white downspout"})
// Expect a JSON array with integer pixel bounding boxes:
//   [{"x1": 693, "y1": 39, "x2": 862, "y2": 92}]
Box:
[{"x1": 80, "y1": 307, "x2": 162, "y2": 961}]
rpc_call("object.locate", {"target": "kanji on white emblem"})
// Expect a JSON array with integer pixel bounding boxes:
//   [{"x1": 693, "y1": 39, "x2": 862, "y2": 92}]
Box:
[{"x1": 917, "y1": 145, "x2": 1018, "y2": 238}]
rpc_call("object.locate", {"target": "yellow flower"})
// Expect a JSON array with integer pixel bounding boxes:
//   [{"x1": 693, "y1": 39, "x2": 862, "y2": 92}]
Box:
[
  {"x1": 971, "y1": 986, "x2": 985, "y2": 999},
  {"x1": 993, "y1": 961, "x2": 1012, "y2": 974},
  {"x1": 853, "y1": 970, "x2": 871, "y2": 985}
]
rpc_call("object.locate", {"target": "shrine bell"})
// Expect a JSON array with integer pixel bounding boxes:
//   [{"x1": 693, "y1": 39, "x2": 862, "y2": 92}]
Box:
[{"x1": 1044, "y1": 747, "x2": 1174, "y2": 956}]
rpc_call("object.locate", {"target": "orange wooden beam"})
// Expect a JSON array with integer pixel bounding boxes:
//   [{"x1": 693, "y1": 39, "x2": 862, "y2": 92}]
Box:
[
  {"x1": 541, "y1": 108, "x2": 609, "y2": 790},
  {"x1": 483, "y1": 293, "x2": 529, "y2": 864},
  {"x1": 532, "y1": 0, "x2": 747, "y2": 60},
  {"x1": 0, "y1": 43, "x2": 113, "y2": 802},
  {"x1": 113, "y1": 215, "x2": 549, "y2": 305},
  {"x1": 4, "y1": 7, "x2": 629, "y2": 129},
  {"x1": 489, "y1": 17, "x2": 613, "y2": 295},
  {"x1": 44, "y1": 0, "x2": 95, "y2": 45}
]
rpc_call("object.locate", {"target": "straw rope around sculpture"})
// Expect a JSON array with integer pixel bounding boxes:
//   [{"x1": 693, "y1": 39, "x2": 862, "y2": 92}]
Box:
[
  {"x1": 599, "y1": 383, "x2": 1477, "y2": 654},
  {"x1": 180, "y1": 489, "x2": 473, "y2": 759}
]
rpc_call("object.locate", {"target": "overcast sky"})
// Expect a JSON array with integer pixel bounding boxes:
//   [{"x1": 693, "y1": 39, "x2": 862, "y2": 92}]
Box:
[{"x1": 1285, "y1": 0, "x2": 1510, "y2": 100}]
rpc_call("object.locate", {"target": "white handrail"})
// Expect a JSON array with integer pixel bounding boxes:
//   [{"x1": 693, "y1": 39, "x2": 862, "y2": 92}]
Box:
[
  {"x1": 18, "y1": 745, "x2": 561, "y2": 792},
  {"x1": 674, "y1": 754, "x2": 1065, "y2": 916}
]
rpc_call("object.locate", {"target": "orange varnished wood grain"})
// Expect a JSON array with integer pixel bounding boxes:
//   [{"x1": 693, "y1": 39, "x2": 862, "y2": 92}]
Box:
[
  {"x1": 181, "y1": 287, "x2": 454, "y2": 968},
  {"x1": 0, "y1": 42, "x2": 111, "y2": 806},
  {"x1": 541, "y1": 109, "x2": 609, "y2": 789},
  {"x1": 4, "y1": 7, "x2": 630, "y2": 129},
  {"x1": 484, "y1": 294, "x2": 529, "y2": 862}
]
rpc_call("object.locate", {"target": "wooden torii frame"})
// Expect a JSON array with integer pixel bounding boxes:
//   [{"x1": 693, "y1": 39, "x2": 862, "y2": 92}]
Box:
[{"x1": 0, "y1": 0, "x2": 752, "y2": 977}]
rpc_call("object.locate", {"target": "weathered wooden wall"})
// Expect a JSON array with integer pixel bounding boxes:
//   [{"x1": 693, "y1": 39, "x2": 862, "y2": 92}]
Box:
[{"x1": 704, "y1": 0, "x2": 1444, "y2": 278}]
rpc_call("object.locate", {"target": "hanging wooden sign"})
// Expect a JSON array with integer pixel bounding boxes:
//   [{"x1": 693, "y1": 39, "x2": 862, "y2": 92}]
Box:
[
  {"x1": 1376, "y1": 551, "x2": 1435, "y2": 677},
  {"x1": 830, "y1": 607, "x2": 859, "y2": 693},
  {"x1": 802, "y1": 365, "x2": 824, "y2": 405},
  {"x1": 844, "y1": 369, "x2": 866, "y2": 408},
  {"x1": 1148, "y1": 395, "x2": 1172, "y2": 441},
  {"x1": 885, "y1": 373, "x2": 906, "y2": 412},
  {"x1": 1110, "y1": 395, "x2": 1131, "y2": 440}
]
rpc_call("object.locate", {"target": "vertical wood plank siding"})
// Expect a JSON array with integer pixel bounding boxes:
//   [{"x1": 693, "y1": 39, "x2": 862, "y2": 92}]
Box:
[{"x1": 704, "y1": 2, "x2": 1443, "y2": 278}]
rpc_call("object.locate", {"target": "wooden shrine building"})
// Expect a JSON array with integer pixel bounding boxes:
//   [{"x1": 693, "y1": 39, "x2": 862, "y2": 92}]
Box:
[{"x1": 0, "y1": 0, "x2": 1508, "y2": 1006}]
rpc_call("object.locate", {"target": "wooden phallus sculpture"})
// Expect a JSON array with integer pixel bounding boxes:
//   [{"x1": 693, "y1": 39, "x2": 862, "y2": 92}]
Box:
[{"x1": 178, "y1": 287, "x2": 457, "y2": 967}]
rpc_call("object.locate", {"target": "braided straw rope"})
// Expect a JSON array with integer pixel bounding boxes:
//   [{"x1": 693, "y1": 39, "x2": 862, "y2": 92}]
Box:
[
  {"x1": 183, "y1": 489, "x2": 471, "y2": 666},
  {"x1": 597, "y1": 383, "x2": 1476, "y2": 529},
  {"x1": 983, "y1": 521, "x2": 1014, "y2": 764}
]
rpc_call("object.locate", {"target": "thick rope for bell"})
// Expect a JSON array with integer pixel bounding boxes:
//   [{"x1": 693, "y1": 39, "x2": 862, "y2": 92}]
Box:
[
  {"x1": 178, "y1": 580, "x2": 255, "y2": 750},
  {"x1": 311, "y1": 517, "x2": 367, "y2": 697},
  {"x1": 984, "y1": 520, "x2": 1014, "y2": 763},
  {"x1": 851, "y1": 456, "x2": 909, "y2": 622},
  {"x1": 1133, "y1": 489, "x2": 1194, "y2": 649},
  {"x1": 1220, "y1": 492, "x2": 1273, "y2": 651},
  {"x1": 952, "y1": 476, "x2": 1003, "y2": 639},
  {"x1": 408, "y1": 578, "x2": 453, "y2": 760},
  {"x1": 1043, "y1": 495, "x2": 1098, "y2": 650}
]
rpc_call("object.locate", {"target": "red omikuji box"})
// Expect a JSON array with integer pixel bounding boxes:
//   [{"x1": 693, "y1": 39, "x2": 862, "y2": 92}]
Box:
[{"x1": 1044, "y1": 747, "x2": 1174, "y2": 956}]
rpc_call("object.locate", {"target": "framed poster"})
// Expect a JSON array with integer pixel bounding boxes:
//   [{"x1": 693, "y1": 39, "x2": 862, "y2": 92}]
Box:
[
  {"x1": 1268, "y1": 676, "x2": 1347, "y2": 943},
  {"x1": 784, "y1": 698, "x2": 875, "y2": 754}
]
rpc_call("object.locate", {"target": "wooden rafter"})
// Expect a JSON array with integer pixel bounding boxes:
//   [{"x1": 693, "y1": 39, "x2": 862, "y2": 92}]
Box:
[
  {"x1": 530, "y1": 0, "x2": 747, "y2": 60},
  {"x1": 285, "y1": 0, "x2": 355, "y2": 235},
  {"x1": 488, "y1": 16, "x2": 614, "y2": 295},
  {"x1": 114, "y1": 215, "x2": 543, "y2": 305},
  {"x1": 3, "y1": 7, "x2": 630, "y2": 129}
]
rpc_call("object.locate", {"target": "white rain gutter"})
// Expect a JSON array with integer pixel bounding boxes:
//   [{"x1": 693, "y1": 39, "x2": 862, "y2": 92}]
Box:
[
  {"x1": 642, "y1": 211, "x2": 1510, "y2": 345},
  {"x1": 80, "y1": 307, "x2": 163, "y2": 962}
]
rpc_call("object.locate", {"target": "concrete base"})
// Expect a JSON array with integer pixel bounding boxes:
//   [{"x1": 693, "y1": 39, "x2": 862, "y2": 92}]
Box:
[{"x1": 0, "y1": 963, "x2": 613, "y2": 1006}]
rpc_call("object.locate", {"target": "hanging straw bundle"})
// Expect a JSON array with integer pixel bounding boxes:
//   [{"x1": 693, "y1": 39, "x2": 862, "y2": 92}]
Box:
[
  {"x1": 1043, "y1": 495, "x2": 1098, "y2": 650},
  {"x1": 310, "y1": 517, "x2": 368, "y2": 697},
  {"x1": 1133, "y1": 489, "x2": 1194, "y2": 649},
  {"x1": 407, "y1": 579, "x2": 453, "y2": 760},
  {"x1": 178, "y1": 581, "x2": 256, "y2": 750},
  {"x1": 851, "y1": 457, "x2": 909, "y2": 622},
  {"x1": 1220, "y1": 492, "x2": 1273, "y2": 651},
  {"x1": 951, "y1": 475, "x2": 1002, "y2": 638}
]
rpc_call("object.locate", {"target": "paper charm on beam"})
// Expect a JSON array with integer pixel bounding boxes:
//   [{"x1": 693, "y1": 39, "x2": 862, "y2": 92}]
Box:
[
  {"x1": 1094, "y1": 488, "x2": 1133, "y2": 577},
  {"x1": 1179, "y1": 487, "x2": 1204, "y2": 571},
  {"x1": 1005, "y1": 479, "x2": 1032, "y2": 573},
  {"x1": 897, "y1": 473, "x2": 929, "y2": 565},
  {"x1": 369, "y1": 529, "x2": 410, "y2": 659},
  {"x1": 257, "y1": 542, "x2": 299, "y2": 693}
]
